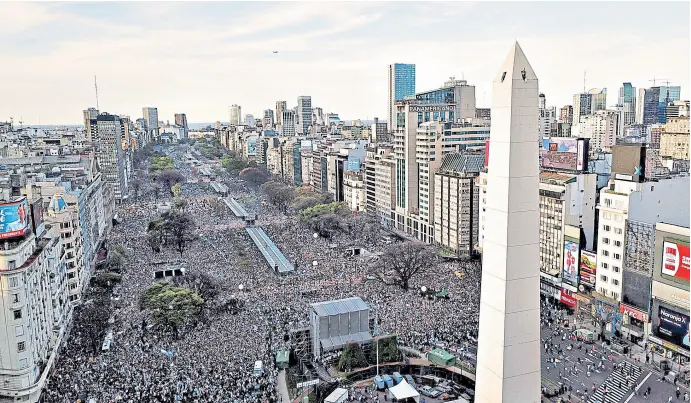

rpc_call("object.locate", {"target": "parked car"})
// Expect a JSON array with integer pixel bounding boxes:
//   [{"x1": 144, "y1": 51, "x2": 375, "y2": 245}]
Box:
[{"x1": 420, "y1": 386, "x2": 442, "y2": 398}]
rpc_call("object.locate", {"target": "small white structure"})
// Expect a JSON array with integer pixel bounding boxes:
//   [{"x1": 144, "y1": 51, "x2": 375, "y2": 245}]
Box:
[
  {"x1": 324, "y1": 387, "x2": 349, "y2": 403},
  {"x1": 387, "y1": 380, "x2": 420, "y2": 403}
]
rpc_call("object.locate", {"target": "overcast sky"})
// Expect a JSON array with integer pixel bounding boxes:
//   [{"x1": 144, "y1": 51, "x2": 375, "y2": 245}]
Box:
[{"x1": 1, "y1": 1, "x2": 689, "y2": 125}]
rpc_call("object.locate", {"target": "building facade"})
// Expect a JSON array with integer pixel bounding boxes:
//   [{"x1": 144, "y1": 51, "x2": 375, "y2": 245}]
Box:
[
  {"x1": 297, "y1": 96, "x2": 312, "y2": 135},
  {"x1": 387, "y1": 63, "x2": 416, "y2": 132}
]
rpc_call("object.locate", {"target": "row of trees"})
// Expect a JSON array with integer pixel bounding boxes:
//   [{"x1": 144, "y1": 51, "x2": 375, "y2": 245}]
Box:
[{"x1": 149, "y1": 154, "x2": 175, "y2": 174}]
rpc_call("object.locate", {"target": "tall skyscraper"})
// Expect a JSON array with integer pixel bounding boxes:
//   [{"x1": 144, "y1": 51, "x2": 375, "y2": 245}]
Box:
[
  {"x1": 90, "y1": 113, "x2": 128, "y2": 201},
  {"x1": 281, "y1": 110, "x2": 296, "y2": 136},
  {"x1": 572, "y1": 88, "x2": 606, "y2": 124},
  {"x1": 83, "y1": 108, "x2": 99, "y2": 141},
  {"x1": 656, "y1": 85, "x2": 682, "y2": 124},
  {"x1": 174, "y1": 113, "x2": 188, "y2": 130},
  {"x1": 263, "y1": 109, "x2": 275, "y2": 128},
  {"x1": 618, "y1": 83, "x2": 637, "y2": 126},
  {"x1": 229, "y1": 105, "x2": 242, "y2": 125},
  {"x1": 387, "y1": 63, "x2": 416, "y2": 132},
  {"x1": 297, "y1": 96, "x2": 312, "y2": 134},
  {"x1": 475, "y1": 42, "x2": 540, "y2": 402},
  {"x1": 559, "y1": 105, "x2": 573, "y2": 124},
  {"x1": 245, "y1": 114, "x2": 255, "y2": 128},
  {"x1": 276, "y1": 101, "x2": 287, "y2": 126},
  {"x1": 637, "y1": 87, "x2": 661, "y2": 125},
  {"x1": 142, "y1": 107, "x2": 159, "y2": 145}
]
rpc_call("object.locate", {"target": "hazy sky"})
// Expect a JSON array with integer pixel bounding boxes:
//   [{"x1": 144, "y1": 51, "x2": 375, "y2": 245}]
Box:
[{"x1": 1, "y1": 1, "x2": 689, "y2": 125}]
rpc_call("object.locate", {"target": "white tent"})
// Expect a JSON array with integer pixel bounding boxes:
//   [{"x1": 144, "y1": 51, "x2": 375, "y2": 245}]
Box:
[{"x1": 387, "y1": 380, "x2": 420, "y2": 403}]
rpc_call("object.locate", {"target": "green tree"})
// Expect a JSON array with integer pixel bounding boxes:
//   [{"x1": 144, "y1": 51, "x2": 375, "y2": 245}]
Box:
[
  {"x1": 367, "y1": 336, "x2": 401, "y2": 364},
  {"x1": 173, "y1": 197, "x2": 188, "y2": 212},
  {"x1": 141, "y1": 282, "x2": 204, "y2": 333},
  {"x1": 106, "y1": 250, "x2": 124, "y2": 273},
  {"x1": 171, "y1": 183, "x2": 182, "y2": 198},
  {"x1": 338, "y1": 343, "x2": 368, "y2": 371},
  {"x1": 261, "y1": 181, "x2": 296, "y2": 212}
]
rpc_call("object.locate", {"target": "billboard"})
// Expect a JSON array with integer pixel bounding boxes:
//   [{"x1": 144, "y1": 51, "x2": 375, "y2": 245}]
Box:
[
  {"x1": 661, "y1": 240, "x2": 690, "y2": 283},
  {"x1": 657, "y1": 306, "x2": 690, "y2": 347},
  {"x1": 562, "y1": 240, "x2": 579, "y2": 286},
  {"x1": 540, "y1": 137, "x2": 587, "y2": 171},
  {"x1": 560, "y1": 288, "x2": 576, "y2": 308},
  {"x1": 579, "y1": 249, "x2": 597, "y2": 288},
  {"x1": 247, "y1": 139, "x2": 257, "y2": 156},
  {"x1": 611, "y1": 144, "x2": 646, "y2": 182},
  {"x1": 346, "y1": 157, "x2": 361, "y2": 172},
  {"x1": 484, "y1": 140, "x2": 490, "y2": 167},
  {"x1": 300, "y1": 140, "x2": 313, "y2": 152},
  {"x1": 0, "y1": 198, "x2": 30, "y2": 239},
  {"x1": 30, "y1": 200, "x2": 45, "y2": 237}
]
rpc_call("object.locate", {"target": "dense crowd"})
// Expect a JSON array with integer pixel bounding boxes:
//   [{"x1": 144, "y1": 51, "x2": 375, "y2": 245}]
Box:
[{"x1": 44, "y1": 144, "x2": 483, "y2": 402}]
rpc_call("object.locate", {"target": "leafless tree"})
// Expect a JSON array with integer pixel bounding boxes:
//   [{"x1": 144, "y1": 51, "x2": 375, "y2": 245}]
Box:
[
  {"x1": 378, "y1": 242, "x2": 436, "y2": 290},
  {"x1": 157, "y1": 170, "x2": 186, "y2": 194}
]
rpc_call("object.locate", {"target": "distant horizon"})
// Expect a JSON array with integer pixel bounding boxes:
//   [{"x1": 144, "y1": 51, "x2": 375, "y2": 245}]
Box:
[{"x1": 9, "y1": 120, "x2": 379, "y2": 129}]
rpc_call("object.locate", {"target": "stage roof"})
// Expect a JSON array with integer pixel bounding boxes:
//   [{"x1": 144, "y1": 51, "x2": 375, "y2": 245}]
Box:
[{"x1": 310, "y1": 297, "x2": 369, "y2": 317}]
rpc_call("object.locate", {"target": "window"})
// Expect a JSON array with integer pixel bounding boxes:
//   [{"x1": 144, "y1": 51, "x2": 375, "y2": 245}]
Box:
[
  {"x1": 603, "y1": 225, "x2": 611, "y2": 232},
  {"x1": 602, "y1": 262, "x2": 609, "y2": 269},
  {"x1": 613, "y1": 266, "x2": 620, "y2": 273},
  {"x1": 614, "y1": 240, "x2": 622, "y2": 247},
  {"x1": 602, "y1": 238, "x2": 610, "y2": 245},
  {"x1": 15, "y1": 326, "x2": 23, "y2": 337},
  {"x1": 614, "y1": 228, "x2": 623, "y2": 235},
  {"x1": 8, "y1": 277, "x2": 18, "y2": 288},
  {"x1": 611, "y1": 291, "x2": 619, "y2": 300},
  {"x1": 13, "y1": 310, "x2": 22, "y2": 320},
  {"x1": 17, "y1": 342, "x2": 25, "y2": 352},
  {"x1": 11, "y1": 294, "x2": 19, "y2": 304},
  {"x1": 602, "y1": 250, "x2": 609, "y2": 257},
  {"x1": 600, "y1": 275, "x2": 608, "y2": 282},
  {"x1": 614, "y1": 253, "x2": 621, "y2": 260},
  {"x1": 19, "y1": 358, "x2": 27, "y2": 369},
  {"x1": 7, "y1": 260, "x2": 16, "y2": 270},
  {"x1": 603, "y1": 212, "x2": 612, "y2": 220},
  {"x1": 612, "y1": 279, "x2": 619, "y2": 286}
]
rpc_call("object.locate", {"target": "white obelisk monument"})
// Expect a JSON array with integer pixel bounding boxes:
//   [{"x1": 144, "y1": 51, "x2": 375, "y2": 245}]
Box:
[{"x1": 474, "y1": 42, "x2": 541, "y2": 403}]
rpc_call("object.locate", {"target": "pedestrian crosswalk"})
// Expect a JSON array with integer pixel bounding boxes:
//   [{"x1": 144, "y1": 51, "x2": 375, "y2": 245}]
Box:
[{"x1": 588, "y1": 363, "x2": 643, "y2": 403}]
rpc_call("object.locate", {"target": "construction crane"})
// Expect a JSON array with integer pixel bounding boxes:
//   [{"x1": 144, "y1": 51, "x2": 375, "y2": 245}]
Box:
[{"x1": 649, "y1": 77, "x2": 667, "y2": 87}]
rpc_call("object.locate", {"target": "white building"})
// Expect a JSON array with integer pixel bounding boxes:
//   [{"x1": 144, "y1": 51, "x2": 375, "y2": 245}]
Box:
[
  {"x1": 142, "y1": 107, "x2": 158, "y2": 142},
  {"x1": 245, "y1": 114, "x2": 255, "y2": 128},
  {"x1": 229, "y1": 104, "x2": 242, "y2": 126},
  {"x1": 46, "y1": 194, "x2": 84, "y2": 303},
  {"x1": 343, "y1": 170, "x2": 366, "y2": 212},
  {"x1": 595, "y1": 176, "x2": 690, "y2": 301},
  {"x1": 574, "y1": 110, "x2": 620, "y2": 153},
  {"x1": 0, "y1": 222, "x2": 70, "y2": 402}
]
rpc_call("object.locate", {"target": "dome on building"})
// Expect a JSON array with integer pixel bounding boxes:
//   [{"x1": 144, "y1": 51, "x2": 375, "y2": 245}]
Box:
[{"x1": 48, "y1": 194, "x2": 68, "y2": 213}]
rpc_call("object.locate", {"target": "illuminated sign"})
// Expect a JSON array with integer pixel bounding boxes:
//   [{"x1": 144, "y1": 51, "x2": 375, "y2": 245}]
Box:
[
  {"x1": 562, "y1": 240, "x2": 579, "y2": 286},
  {"x1": 0, "y1": 198, "x2": 30, "y2": 239},
  {"x1": 661, "y1": 240, "x2": 690, "y2": 283}
]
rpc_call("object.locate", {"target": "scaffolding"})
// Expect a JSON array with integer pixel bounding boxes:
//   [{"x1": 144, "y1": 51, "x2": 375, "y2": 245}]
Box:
[{"x1": 624, "y1": 220, "x2": 655, "y2": 274}]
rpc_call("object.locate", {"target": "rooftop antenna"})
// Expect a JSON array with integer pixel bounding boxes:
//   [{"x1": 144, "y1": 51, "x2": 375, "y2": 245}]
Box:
[
  {"x1": 583, "y1": 71, "x2": 586, "y2": 93},
  {"x1": 94, "y1": 75, "x2": 100, "y2": 110}
]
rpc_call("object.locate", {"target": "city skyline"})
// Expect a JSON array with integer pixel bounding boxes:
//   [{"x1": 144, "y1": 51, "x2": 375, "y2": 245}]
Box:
[{"x1": 1, "y1": 1, "x2": 689, "y2": 124}]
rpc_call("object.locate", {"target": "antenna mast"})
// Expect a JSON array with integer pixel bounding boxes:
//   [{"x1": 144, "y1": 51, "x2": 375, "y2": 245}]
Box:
[
  {"x1": 583, "y1": 71, "x2": 586, "y2": 92},
  {"x1": 94, "y1": 75, "x2": 100, "y2": 110}
]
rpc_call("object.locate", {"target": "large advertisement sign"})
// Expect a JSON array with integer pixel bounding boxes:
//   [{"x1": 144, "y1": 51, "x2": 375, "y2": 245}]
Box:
[
  {"x1": 560, "y1": 288, "x2": 576, "y2": 308},
  {"x1": 612, "y1": 144, "x2": 646, "y2": 183},
  {"x1": 30, "y1": 200, "x2": 45, "y2": 237},
  {"x1": 247, "y1": 139, "x2": 257, "y2": 156},
  {"x1": 0, "y1": 198, "x2": 30, "y2": 239},
  {"x1": 346, "y1": 157, "x2": 361, "y2": 172},
  {"x1": 658, "y1": 306, "x2": 690, "y2": 348},
  {"x1": 579, "y1": 250, "x2": 597, "y2": 288},
  {"x1": 541, "y1": 137, "x2": 587, "y2": 171},
  {"x1": 562, "y1": 240, "x2": 579, "y2": 286},
  {"x1": 661, "y1": 240, "x2": 690, "y2": 283},
  {"x1": 409, "y1": 105, "x2": 454, "y2": 112}
]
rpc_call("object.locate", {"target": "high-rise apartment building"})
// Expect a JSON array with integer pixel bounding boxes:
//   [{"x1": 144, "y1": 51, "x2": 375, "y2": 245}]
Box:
[
  {"x1": 559, "y1": 105, "x2": 573, "y2": 125},
  {"x1": 142, "y1": 107, "x2": 159, "y2": 142},
  {"x1": 433, "y1": 153, "x2": 484, "y2": 256},
  {"x1": 281, "y1": 110, "x2": 296, "y2": 137},
  {"x1": 229, "y1": 105, "x2": 242, "y2": 125},
  {"x1": 83, "y1": 108, "x2": 99, "y2": 141},
  {"x1": 174, "y1": 113, "x2": 188, "y2": 130},
  {"x1": 596, "y1": 175, "x2": 689, "y2": 302},
  {"x1": 0, "y1": 220, "x2": 69, "y2": 402},
  {"x1": 263, "y1": 109, "x2": 275, "y2": 128},
  {"x1": 245, "y1": 114, "x2": 255, "y2": 128},
  {"x1": 656, "y1": 86, "x2": 682, "y2": 124},
  {"x1": 618, "y1": 83, "x2": 637, "y2": 126},
  {"x1": 275, "y1": 101, "x2": 287, "y2": 126},
  {"x1": 539, "y1": 94, "x2": 557, "y2": 139},
  {"x1": 90, "y1": 113, "x2": 128, "y2": 201},
  {"x1": 297, "y1": 96, "x2": 312, "y2": 134},
  {"x1": 637, "y1": 87, "x2": 661, "y2": 125},
  {"x1": 665, "y1": 100, "x2": 690, "y2": 121},
  {"x1": 387, "y1": 63, "x2": 416, "y2": 132},
  {"x1": 576, "y1": 110, "x2": 620, "y2": 153},
  {"x1": 573, "y1": 88, "x2": 607, "y2": 124}
]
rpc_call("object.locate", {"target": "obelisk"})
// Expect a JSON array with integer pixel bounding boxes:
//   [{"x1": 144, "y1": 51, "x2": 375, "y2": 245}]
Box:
[{"x1": 474, "y1": 42, "x2": 541, "y2": 403}]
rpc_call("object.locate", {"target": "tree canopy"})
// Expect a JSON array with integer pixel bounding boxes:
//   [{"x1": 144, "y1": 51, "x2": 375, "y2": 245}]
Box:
[
  {"x1": 378, "y1": 242, "x2": 436, "y2": 290},
  {"x1": 140, "y1": 282, "x2": 204, "y2": 332},
  {"x1": 261, "y1": 181, "x2": 296, "y2": 212}
]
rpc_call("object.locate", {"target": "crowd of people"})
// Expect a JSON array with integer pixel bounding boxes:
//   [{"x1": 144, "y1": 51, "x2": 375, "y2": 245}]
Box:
[{"x1": 43, "y1": 143, "x2": 484, "y2": 402}]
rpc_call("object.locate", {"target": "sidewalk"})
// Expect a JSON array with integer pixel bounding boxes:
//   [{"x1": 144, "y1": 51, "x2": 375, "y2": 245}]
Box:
[{"x1": 277, "y1": 369, "x2": 292, "y2": 403}]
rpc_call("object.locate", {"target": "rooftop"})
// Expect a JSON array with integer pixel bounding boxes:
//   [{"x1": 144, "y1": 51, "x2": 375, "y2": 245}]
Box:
[{"x1": 310, "y1": 297, "x2": 369, "y2": 317}]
